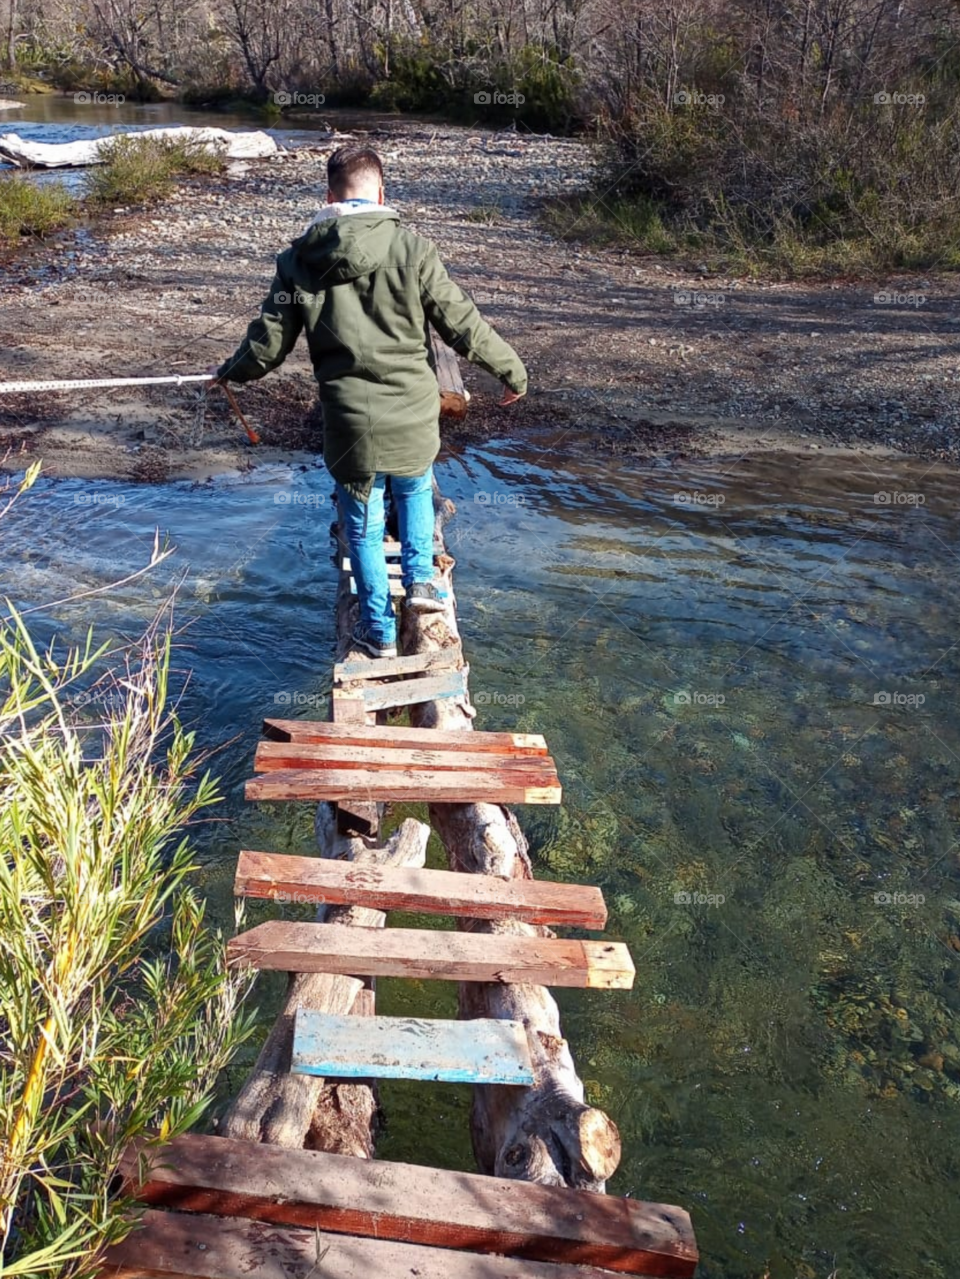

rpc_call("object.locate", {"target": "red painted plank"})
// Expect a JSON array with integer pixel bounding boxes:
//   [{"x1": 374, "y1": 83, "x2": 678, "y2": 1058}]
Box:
[{"x1": 113, "y1": 1135, "x2": 698, "y2": 1277}]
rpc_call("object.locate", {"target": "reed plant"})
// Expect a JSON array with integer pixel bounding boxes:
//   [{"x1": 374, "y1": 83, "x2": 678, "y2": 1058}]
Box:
[{"x1": 0, "y1": 468, "x2": 254, "y2": 1276}]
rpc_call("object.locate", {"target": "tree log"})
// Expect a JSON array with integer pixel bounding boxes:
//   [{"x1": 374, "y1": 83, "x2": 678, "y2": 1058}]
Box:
[
  {"x1": 399, "y1": 509, "x2": 622, "y2": 1192},
  {"x1": 220, "y1": 801, "x2": 430, "y2": 1152}
]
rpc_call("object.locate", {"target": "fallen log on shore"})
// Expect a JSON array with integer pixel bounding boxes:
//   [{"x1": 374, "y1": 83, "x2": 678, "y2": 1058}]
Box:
[
  {"x1": 399, "y1": 505, "x2": 622, "y2": 1192},
  {"x1": 0, "y1": 126, "x2": 278, "y2": 168}
]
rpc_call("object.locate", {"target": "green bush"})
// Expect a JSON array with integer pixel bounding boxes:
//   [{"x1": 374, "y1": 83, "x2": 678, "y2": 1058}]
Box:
[
  {"x1": 0, "y1": 175, "x2": 73, "y2": 242},
  {"x1": 84, "y1": 134, "x2": 226, "y2": 207}
]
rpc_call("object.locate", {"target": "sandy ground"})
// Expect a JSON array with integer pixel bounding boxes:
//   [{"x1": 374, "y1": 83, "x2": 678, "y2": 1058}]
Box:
[{"x1": 2, "y1": 119, "x2": 959, "y2": 482}]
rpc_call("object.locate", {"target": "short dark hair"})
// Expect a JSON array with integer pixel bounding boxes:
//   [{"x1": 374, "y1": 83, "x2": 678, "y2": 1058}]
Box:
[{"x1": 327, "y1": 146, "x2": 383, "y2": 196}]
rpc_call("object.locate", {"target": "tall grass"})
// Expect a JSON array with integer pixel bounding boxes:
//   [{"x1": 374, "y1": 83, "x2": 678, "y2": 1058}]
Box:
[
  {"x1": 0, "y1": 470, "x2": 254, "y2": 1275},
  {"x1": 0, "y1": 177, "x2": 73, "y2": 243}
]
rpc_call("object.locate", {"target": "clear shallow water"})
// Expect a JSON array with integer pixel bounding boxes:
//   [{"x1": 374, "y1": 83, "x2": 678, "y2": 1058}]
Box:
[{"x1": 2, "y1": 444, "x2": 960, "y2": 1279}]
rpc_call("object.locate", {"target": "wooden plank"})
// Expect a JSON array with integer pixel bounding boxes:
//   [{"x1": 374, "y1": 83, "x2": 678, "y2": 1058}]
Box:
[
  {"x1": 227, "y1": 922, "x2": 635, "y2": 989},
  {"x1": 335, "y1": 650, "x2": 459, "y2": 681},
  {"x1": 245, "y1": 767, "x2": 562, "y2": 805},
  {"x1": 432, "y1": 329, "x2": 470, "y2": 421},
  {"x1": 234, "y1": 851, "x2": 608, "y2": 928},
  {"x1": 116, "y1": 1135, "x2": 699, "y2": 1277},
  {"x1": 330, "y1": 693, "x2": 372, "y2": 725},
  {"x1": 344, "y1": 668, "x2": 469, "y2": 712},
  {"x1": 101, "y1": 1210, "x2": 677, "y2": 1279},
  {"x1": 350, "y1": 575, "x2": 405, "y2": 597},
  {"x1": 262, "y1": 719, "x2": 549, "y2": 754},
  {"x1": 253, "y1": 741, "x2": 557, "y2": 776},
  {"x1": 341, "y1": 556, "x2": 403, "y2": 574},
  {"x1": 291, "y1": 1010, "x2": 535, "y2": 1084}
]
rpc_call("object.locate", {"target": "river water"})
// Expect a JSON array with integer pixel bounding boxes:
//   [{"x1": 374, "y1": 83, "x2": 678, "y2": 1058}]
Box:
[{"x1": 2, "y1": 440, "x2": 959, "y2": 1279}]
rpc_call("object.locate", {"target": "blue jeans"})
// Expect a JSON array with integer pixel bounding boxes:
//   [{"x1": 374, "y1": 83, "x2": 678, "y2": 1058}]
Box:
[{"x1": 336, "y1": 467, "x2": 435, "y2": 642}]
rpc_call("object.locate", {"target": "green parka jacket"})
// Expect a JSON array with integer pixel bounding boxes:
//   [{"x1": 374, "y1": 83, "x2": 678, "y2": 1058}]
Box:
[{"x1": 217, "y1": 203, "x2": 527, "y2": 500}]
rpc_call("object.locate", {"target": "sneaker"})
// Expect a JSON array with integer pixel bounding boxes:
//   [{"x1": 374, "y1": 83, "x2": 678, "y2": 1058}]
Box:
[
  {"x1": 404, "y1": 581, "x2": 447, "y2": 614},
  {"x1": 351, "y1": 624, "x2": 398, "y2": 659}
]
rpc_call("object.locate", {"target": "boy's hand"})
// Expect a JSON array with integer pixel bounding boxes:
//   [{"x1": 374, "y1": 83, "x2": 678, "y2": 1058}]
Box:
[
  {"x1": 206, "y1": 363, "x2": 223, "y2": 386},
  {"x1": 500, "y1": 386, "x2": 525, "y2": 406}
]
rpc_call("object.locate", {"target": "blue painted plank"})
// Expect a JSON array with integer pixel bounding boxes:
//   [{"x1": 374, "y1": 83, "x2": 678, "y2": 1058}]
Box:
[
  {"x1": 355, "y1": 667, "x2": 468, "y2": 711},
  {"x1": 291, "y1": 1010, "x2": 534, "y2": 1085}
]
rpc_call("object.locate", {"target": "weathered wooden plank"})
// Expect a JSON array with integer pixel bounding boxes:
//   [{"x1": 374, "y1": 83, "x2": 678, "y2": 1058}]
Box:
[
  {"x1": 353, "y1": 667, "x2": 468, "y2": 711},
  {"x1": 262, "y1": 719, "x2": 549, "y2": 754},
  {"x1": 102, "y1": 1210, "x2": 669, "y2": 1279},
  {"x1": 116, "y1": 1135, "x2": 699, "y2": 1277},
  {"x1": 253, "y1": 741, "x2": 557, "y2": 776},
  {"x1": 432, "y1": 329, "x2": 470, "y2": 420},
  {"x1": 245, "y1": 767, "x2": 562, "y2": 805},
  {"x1": 291, "y1": 1010, "x2": 535, "y2": 1084},
  {"x1": 234, "y1": 851, "x2": 608, "y2": 928},
  {"x1": 341, "y1": 556, "x2": 403, "y2": 574},
  {"x1": 335, "y1": 650, "x2": 459, "y2": 681},
  {"x1": 227, "y1": 922, "x2": 635, "y2": 989},
  {"x1": 350, "y1": 574, "x2": 405, "y2": 597}
]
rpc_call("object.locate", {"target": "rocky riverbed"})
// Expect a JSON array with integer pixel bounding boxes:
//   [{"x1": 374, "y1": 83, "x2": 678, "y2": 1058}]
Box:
[{"x1": 2, "y1": 117, "x2": 960, "y2": 481}]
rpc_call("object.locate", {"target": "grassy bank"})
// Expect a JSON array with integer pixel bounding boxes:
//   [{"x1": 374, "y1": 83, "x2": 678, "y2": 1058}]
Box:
[{"x1": 0, "y1": 134, "x2": 227, "y2": 248}]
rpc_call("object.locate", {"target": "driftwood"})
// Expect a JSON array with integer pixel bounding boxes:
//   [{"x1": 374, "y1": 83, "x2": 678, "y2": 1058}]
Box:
[
  {"x1": 399, "y1": 512, "x2": 622, "y2": 1192},
  {"x1": 220, "y1": 807, "x2": 429, "y2": 1152},
  {"x1": 0, "y1": 126, "x2": 277, "y2": 169}
]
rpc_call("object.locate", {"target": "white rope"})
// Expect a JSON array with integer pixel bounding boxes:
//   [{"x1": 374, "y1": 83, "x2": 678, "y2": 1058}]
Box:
[{"x1": 0, "y1": 374, "x2": 212, "y2": 395}]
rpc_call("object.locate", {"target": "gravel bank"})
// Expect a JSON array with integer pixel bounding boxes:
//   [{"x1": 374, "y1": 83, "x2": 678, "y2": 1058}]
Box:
[{"x1": 2, "y1": 117, "x2": 960, "y2": 481}]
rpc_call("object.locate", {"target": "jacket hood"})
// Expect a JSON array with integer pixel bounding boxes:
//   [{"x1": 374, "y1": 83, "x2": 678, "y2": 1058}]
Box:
[{"x1": 292, "y1": 203, "x2": 401, "y2": 283}]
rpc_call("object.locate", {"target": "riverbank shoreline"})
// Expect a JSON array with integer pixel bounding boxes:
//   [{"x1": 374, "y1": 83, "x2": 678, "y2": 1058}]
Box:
[{"x1": 2, "y1": 116, "x2": 958, "y2": 483}]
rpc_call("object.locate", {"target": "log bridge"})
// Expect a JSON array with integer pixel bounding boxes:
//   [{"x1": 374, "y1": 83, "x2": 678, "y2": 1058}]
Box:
[{"x1": 102, "y1": 343, "x2": 699, "y2": 1279}]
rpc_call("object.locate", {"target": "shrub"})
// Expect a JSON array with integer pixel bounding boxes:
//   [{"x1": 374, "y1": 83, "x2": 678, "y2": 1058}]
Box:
[
  {"x1": 84, "y1": 134, "x2": 226, "y2": 207},
  {"x1": 0, "y1": 176, "x2": 73, "y2": 242}
]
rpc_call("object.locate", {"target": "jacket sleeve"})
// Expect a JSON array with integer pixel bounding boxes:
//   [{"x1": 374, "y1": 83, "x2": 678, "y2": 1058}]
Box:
[
  {"x1": 419, "y1": 244, "x2": 527, "y2": 394},
  {"x1": 217, "y1": 261, "x2": 304, "y2": 383}
]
